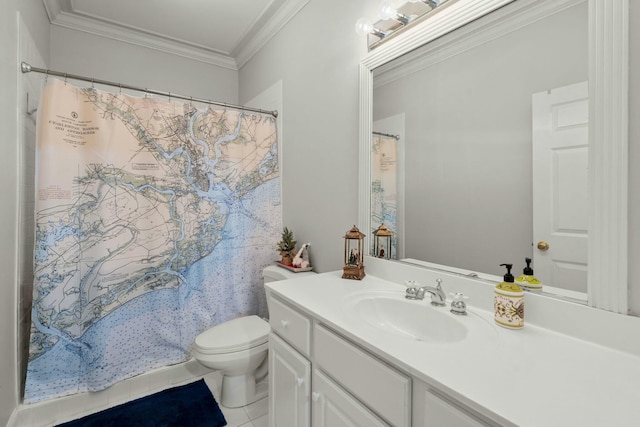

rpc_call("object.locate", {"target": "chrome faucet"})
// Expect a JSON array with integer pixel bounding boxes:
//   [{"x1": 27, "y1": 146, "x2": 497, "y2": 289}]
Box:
[{"x1": 406, "y1": 279, "x2": 446, "y2": 306}]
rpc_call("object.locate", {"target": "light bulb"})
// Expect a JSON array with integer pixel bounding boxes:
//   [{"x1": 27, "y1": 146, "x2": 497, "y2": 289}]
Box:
[
  {"x1": 378, "y1": 0, "x2": 397, "y2": 20},
  {"x1": 355, "y1": 17, "x2": 374, "y2": 36}
]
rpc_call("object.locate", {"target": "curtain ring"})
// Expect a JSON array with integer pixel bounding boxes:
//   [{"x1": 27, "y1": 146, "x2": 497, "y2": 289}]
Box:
[
  {"x1": 91, "y1": 78, "x2": 95, "y2": 89},
  {"x1": 64, "y1": 73, "x2": 68, "y2": 85},
  {"x1": 168, "y1": 92, "x2": 172, "y2": 102},
  {"x1": 144, "y1": 88, "x2": 148, "y2": 98},
  {"x1": 119, "y1": 83, "x2": 122, "y2": 95},
  {"x1": 44, "y1": 70, "x2": 49, "y2": 83}
]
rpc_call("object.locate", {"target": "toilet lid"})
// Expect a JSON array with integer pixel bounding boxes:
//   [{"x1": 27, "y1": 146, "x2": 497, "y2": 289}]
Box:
[{"x1": 195, "y1": 315, "x2": 270, "y2": 355}]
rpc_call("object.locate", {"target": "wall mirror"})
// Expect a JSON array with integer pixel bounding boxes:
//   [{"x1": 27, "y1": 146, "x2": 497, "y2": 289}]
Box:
[{"x1": 358, "y1": 0, "x2": 628, "y2": 313}]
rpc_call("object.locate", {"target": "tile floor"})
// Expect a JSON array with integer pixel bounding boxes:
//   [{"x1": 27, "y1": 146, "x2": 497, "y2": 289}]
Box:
[{"x1": 204, "y1": 373, "x2": 269, "y2": 427}]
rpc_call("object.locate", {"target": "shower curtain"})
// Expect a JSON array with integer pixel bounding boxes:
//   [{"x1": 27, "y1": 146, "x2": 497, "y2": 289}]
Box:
[
  {"x1": 25, "y1": 79, "x2": 281, "y2": 403},
  {"x1": 371, "y1": 133, "x2": 398, "y2": 257}
]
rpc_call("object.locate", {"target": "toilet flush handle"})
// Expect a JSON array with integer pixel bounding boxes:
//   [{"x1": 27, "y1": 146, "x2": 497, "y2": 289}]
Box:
[{"x1": 281, "y1": 320, "x2": 289, "y2": 328}]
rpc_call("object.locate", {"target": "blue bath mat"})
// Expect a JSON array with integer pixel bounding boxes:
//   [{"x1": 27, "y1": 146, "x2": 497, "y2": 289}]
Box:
[{"x1": 56, "y1": 379, "x2": 226, "y2": 427}]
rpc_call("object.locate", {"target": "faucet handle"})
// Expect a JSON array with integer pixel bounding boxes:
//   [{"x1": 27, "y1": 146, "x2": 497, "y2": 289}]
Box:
[
  {"x1": 435, "y1": 278, "x2": 443, "y2": 289},
  {"x1": 405, "y1": 280, "x2": 423, "y2": 299},
  {"x1": 405, "y1": 287, "x2": 418, "y2": 300},
  {"x1": 449, "y1": 292, "x2": 468, "y2": 315}
]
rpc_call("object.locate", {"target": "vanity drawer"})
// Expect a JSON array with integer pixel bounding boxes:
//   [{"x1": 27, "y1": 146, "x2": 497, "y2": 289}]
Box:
[
  {"x1": 313, "y1": 324, "x2": 411, "y2": 427},
  {"x1": 269, "y1": 297, "x2": 311, "y2": 357}
]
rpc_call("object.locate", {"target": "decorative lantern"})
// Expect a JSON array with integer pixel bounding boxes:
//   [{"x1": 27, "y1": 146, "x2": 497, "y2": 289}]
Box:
[
  {"x1": 343, "y1": 225, "x2": 366, "y2": 280},
  {"x1": 373, "y1": 223, "x2": 393, "y2": 260}
]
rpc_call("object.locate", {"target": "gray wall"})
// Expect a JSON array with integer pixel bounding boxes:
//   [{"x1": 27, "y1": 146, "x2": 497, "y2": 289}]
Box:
[
  {"x1": 239, "y1": 0, "x2": 373, "y2": 272},
  {"x1": 373, "y1": 3, "x2": 587, "y2": 278},
  {"x1": 50, "y1": 26, "x2": 239, "y2": 103}
]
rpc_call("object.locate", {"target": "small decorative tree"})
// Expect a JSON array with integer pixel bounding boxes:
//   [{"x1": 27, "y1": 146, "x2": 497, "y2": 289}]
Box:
[{"x1": 277, "y1": 227, "x2": 297, "y2": 266}]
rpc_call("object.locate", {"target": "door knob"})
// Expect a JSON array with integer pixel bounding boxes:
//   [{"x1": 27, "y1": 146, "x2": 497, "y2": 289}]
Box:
[{"x1": 537, "y1": 241, "x2": 549, "y2": 251}]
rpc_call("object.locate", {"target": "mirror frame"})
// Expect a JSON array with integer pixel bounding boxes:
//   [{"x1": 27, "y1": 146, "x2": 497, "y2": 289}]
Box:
[{"x1": 358, "y1": 0, "x2": 629, "y2": 313}]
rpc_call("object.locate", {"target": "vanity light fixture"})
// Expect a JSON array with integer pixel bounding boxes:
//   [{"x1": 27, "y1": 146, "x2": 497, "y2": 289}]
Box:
[
  {"x1": 379, "y1": 0, "x2": 410, "y2": 24},
  {"x1": 408, "y1": 0, "x2": 440, "y2": 8},
  {"x1": 355, "y1": 17, "x2": 386, "y2": 38},
  {"x1": 356, "y1": 0, "x2": 453, "y2": 50}
]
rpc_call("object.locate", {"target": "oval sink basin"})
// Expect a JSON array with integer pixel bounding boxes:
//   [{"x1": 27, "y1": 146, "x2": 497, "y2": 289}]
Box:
[{"x1": 343, "y1": 290, "x2": 494, "y2": 344}]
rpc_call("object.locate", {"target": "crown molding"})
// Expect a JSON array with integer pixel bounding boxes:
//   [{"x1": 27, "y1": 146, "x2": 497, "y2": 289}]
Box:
[
  {"x1": 234, "y1": 0, "x2": 310, "y2": 69},
  {"x1": 50, "y1": 9, "x2": 239, "y2": 69},
  {"x1": 42, "y1": 0, "x2": 308, "y2": 71}
]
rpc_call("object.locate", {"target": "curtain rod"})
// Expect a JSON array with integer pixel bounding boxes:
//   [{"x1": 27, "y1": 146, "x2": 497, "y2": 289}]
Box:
[
  {"x1": 20, "y1": 62, "x2": 278, "y2": 118},
  {"x1": 373, "y1": 131, "x2": 399, "y2": 140}
]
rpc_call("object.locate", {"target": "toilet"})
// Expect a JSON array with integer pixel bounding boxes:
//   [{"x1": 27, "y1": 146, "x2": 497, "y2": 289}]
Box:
[{"x1": 193, "y1": 265, "x2": 315, "y2": 408}]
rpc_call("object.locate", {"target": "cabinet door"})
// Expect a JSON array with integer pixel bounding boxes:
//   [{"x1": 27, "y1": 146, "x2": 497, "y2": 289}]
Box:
[
  {"x1": 269, "y1": 333, "x2": 311, "y2": 427},
  {"x1": 312, "y1": 369, "x2": 389, "y2": 427},
  {"x1": 414, "y1": 381, "x2": 504, "y2": 427},
  {"x1": 314, "y1": 324, "x2": 411, "y2": 426}
]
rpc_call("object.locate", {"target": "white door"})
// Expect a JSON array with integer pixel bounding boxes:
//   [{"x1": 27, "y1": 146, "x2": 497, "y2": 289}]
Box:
[
  {"x1": 269, "y1": 333, "x2": 311, "y2": 427},
  {"x1": 532, "y1": 81, "x2": 588, "y2": 294}
]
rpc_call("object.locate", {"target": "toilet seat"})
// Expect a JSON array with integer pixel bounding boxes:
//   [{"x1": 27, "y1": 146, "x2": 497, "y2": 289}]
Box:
[{"x1": 195, "y1": 315, "x2": 270, "y2": 355}]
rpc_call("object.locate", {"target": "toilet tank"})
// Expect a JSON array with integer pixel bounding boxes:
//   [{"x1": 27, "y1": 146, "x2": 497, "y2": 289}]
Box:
[
  {"x1": 262, "y1": 264, "x2": 316, "y2": 283},
  {"x1": 263, "y1": 265, "x2": 316, "y2": 321}
]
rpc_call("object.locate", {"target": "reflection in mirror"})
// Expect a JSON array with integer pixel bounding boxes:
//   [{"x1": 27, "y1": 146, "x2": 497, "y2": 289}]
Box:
[
  {"x1": 371, "y1": 0, "x2": 588, "y2": 297},
  {"x1": 371, "y1": 131, "x2": 401, "y2": 259}
]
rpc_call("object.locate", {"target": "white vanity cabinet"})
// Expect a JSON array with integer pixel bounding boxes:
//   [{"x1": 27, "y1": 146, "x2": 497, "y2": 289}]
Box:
[
  {"x1": 269, "y1": 333, "x2": 311, "y2": 427},
  {"x1": 267, "y1": 293, "x2": 504, "y2": 427},
  {"x1": 269, "y1": 295, "x2": 313, "y2": 427},
  {"x1": 266, "y1": 269, "x2": 640, "y2": 426},
  {"x1": 268, "y1": 295, "x2": 408, "y2": 426}
]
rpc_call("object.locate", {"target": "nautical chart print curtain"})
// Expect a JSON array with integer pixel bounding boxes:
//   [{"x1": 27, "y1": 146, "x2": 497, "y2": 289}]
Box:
[
  {"x1": 371, "y1": 133, "x2": 398, "y2": 258},
  {"x1": 25, "y1": 79, "x2": 281, "y2": 403}
]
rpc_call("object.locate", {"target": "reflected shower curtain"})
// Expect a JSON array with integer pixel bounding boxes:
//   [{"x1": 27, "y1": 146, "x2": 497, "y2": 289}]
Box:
[
  {"x1": 25, "y1": 79, "x2": 281, "y2": 403},
  {"x1": 371, "y1": 133, "x2": 398, "y2": 257}
]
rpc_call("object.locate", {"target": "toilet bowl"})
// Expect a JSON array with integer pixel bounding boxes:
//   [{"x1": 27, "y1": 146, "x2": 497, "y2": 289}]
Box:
[
  {"x1": 193, "y1": 265, "x2": 316, "y2": 408},
  {"x1": 193, "y1": 315, "x2": 270, "y2": 408}
]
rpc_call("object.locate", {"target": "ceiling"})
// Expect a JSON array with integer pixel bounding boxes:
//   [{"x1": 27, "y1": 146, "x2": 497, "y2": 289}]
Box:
[{"x1": 42, "y1": 0, "x2": 309, "y2": 70}]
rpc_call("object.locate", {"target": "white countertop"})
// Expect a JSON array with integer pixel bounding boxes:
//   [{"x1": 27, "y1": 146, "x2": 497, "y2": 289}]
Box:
[{"x1": 266, "y1": 271, "x2": 640, "y2": 427}]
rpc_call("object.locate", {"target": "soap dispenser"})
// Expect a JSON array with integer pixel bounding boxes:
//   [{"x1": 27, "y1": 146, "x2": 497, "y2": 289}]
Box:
[
  {"x1": 515, "y1": 257, "x2": 542, "y2": 291},
  {"x1": 494, "y1": 263, "x2": 524, "y2": 329}
]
